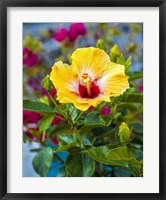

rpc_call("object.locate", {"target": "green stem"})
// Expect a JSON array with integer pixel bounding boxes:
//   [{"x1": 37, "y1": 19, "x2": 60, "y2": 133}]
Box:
[
  {"x1": 53, "y1": 114, "x2": 65, "y2": 121},
  {"x1": 49, "y1": 94, "x2": 68, "y2": 121},
  {"x1": 74, "y1": 111, "x2": 84, "y2": 124},
  {"x1": 42, "y1": 132, "x2": 46, "y2": 143},
  {"x1": 75, "y1": 129, "x2": 84, "y2": 148}
]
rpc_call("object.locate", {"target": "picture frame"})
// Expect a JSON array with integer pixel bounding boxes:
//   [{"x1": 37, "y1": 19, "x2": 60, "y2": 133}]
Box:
[{"x1": 0, "y1": 0, "x2": 166, "y2": 199}]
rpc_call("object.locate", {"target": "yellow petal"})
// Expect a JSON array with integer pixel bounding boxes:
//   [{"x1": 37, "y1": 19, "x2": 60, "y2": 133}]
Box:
[
  {"x1": 71, "y1": 47, "x2": 111, "y2": 81},
  {"x1": 97, "y1": 62, "x2": 129, "y2": 96},
  {"x1": 57, "y1": 87, "x2": 90, "y2": 111},
  {"x1": 77, "y1": 94, "x2": 110, "y2": 107},
  {"x1": 50, "y1": 61, "x2": 79, "y2": 93}
]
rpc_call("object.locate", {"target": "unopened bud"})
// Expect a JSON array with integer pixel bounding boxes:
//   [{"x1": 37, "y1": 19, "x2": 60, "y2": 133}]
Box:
[{"x1": 118, "y1": 122, "x2": 131, "y2": 144}]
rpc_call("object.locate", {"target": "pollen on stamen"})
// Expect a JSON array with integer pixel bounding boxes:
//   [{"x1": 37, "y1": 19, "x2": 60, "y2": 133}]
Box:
[{"x1": 79, "y1": 73, "x2": 100, "y2": 99}]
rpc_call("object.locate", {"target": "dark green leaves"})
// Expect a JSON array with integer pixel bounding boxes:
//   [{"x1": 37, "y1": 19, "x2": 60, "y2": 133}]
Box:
[
  {"x1": 32, "y1": 147, "x2": 53, "y2": 177},
  {"x1": 128, "y1": 71, "x2": 143, "y2": 81},
  {"x1": 86, "y1": 145, "x2": 128, "y2": 167},
  {"x1": 23, "y1": 100, "x2": 53, "y2": 113},
  {"x1": 106, "y1": 147, "x2": 142, "y2": 165},
  {"x1": 114, "y1": 166, "x2": 132, "y2": 177},
  {"x1": 121, "y1": 93, "x2": 143, "y2": 103},
  {"x1": 65, "y1": 104, "x2": 78, "y2": 121},
  {"x1": 66, "y1": 148, "x2": 95, "y2": 177},
  {"x1": 54, "y1": 134, "x2": 79, "y2": 153},
  {"x1": 82, "y1": 111, "x2": 109, "y2": 127},
  {"x1": 39, "y1": 114, "x2": 54, "y2": 132}
]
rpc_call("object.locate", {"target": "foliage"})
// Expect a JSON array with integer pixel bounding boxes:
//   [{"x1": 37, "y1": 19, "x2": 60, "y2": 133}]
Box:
[{"x1": 23, "y1": 23, "x2": 143, "y2": 177}]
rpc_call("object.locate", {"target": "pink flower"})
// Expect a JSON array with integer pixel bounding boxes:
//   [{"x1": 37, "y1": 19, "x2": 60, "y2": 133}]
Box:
[
  {"x1": 88, "y1": 106, "x2": 94, "y2": 111},
  {"x1": 138, "y1": 85, "x2": 143, "y2": 92},
  {"x1": 42, "y1": 88, "x2": 57, "y2": 99},
  {"x1": 51, "y1": 116, "x2": 62, "y2": 126},
  {"x1": 68, "y1": 23, "x2": 86, "y2": 42},
  {"x1": 23, "y1": 110, "x2": 42, "y2": 124},
  {"x1": 101, "y1": 106, "x2": 111, "y2": 115},
  {"x1": 53, "y1": 24, "x2": 86, "y2": 43},
  {"x1": 50, "y1": 88, "x2": 57, "y2": 97},
  {"x1": 53, "y1": 28, "x2": 68, "y2": 42},
  {"x1": 23, "y1": 48, "x2": 38, "y2": 67},
  {"x1": 51, "y1": 137, "x2": 59, "y2": 145}
]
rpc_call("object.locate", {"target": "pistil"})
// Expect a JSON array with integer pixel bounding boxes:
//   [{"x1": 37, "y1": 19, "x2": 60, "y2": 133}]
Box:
[{"x1": 82, "y1": 73, "x2": 92, "y2": 97}]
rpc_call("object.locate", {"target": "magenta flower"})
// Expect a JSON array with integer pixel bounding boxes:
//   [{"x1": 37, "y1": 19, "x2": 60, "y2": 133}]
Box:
[
  {"x1": 50, "y1": 88, "x2": 56, "y2": 97},
  {"x1": 51, "y1": 137, "x2": 59, "y2": 145},
  {"x1": 42, "y1": 88, "x2": 57, "y2": 99},
  {"x1": 101, "y1": 106, "x2": 111, "y2": 115},
  {"x1": 23, "y1": 110, "x2": 43, "y2": 141},
  {"x1": 88, "y1": 106, "x2": 94, "y2": 111},
  {"x1": 23, "y1": 110, "x2": 42, "y2": 124},
  {"x1": 68, "y1": 23, "x2": 86, "y2": 42},
  {"x1": 138, "y1": 85, "x2": 143, "y2": 92},
  {"x1": 51, "y1": 116, "x2": 62, "y2": 126},
  {"x1": 23, "y1": 48, "x2": 38, "y2": 67},
  {"x1": 53, "y1": 27, "x2": 68, "y2": 42}
]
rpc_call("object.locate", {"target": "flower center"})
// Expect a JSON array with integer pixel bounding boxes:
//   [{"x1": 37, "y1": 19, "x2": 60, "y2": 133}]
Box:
[{"x1": 78, "y1": 73, "x2": 100, "y2": 99}]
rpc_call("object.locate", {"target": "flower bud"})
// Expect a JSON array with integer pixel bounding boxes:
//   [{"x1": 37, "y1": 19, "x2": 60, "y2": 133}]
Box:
[
  {"x1": 118, "y1": 122, "x2": 131, "y2": 144},
  {"x1": 96, "y1": 39, "x2": 106, "y2": 51},
  {"x1": 42, "y1": 75, "x2": 53, "y2": 92},
  {"x1": 110, "y1": 44, "x2": 121, "y2": 56}
]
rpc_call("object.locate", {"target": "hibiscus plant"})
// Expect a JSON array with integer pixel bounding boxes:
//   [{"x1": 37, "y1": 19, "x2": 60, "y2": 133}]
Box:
[
  {"x1": 23, "y1": 23, "x2": 143, "y2": 177},
  {"x1": 23, "y1": 44, "x2": 143, "y2": 177}
]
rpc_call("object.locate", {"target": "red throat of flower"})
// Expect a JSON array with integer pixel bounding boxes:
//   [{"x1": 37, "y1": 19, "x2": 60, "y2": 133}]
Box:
[{"x1": 78, "y1": 73, "x2": 100, "y2": 99}]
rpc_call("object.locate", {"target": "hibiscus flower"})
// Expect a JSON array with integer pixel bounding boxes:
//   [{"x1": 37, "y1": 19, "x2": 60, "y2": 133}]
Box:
[{"x1": 50, "y1": 47, "x2": 129, "y2": 111}]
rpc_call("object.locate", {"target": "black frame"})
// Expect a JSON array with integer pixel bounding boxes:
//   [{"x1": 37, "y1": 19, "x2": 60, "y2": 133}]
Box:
[{"x1": 0, "y1": 0, "x2": 166, "y2": 199}]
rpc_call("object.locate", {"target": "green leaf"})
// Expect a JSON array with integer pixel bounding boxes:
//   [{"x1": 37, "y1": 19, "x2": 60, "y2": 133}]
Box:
[
  {"x1": 96, "y1": 39, "x2": 106, "y2": 51},
  {"x1": 114, "y1": 166, "x2": 132, "y2": 177},
  {"x1": 47, "y1": 124, "x2": 72, "y2": 136},
  {"x1": 133, "y1": 149, "x2": 143, "y2": 161},
  {"x1": 57, "y1": 166, "x2": 67, "y2": 177},
  {"x1": 116, "y1": 55, "x2": 125, "y2": 65},
  {"x1": 121, "y1": 93, "x2": 143, "y2": 103},
  {"x1": 86, "y1": 145, "x2": 128, "y2": 167},
  {"x1": 39, "y1": 114, "x2": 54, "y2": 132},
  {"x1": 66, "y1": 149, "x2": 95, "y2": 177},
  {"x1": 116, "y1": 102, "x2": 137, "y2": 110},
  {"x1": 128, "y1": 71, "x2": 143, "y2": 81},
  {"x1": 58, "y1": 134, "x2": 76, "y2": 145},
  {"x1": 66, "y1": 104, "x2": 78, "y2": 121},
  {"x1": 82, "y1": 111, "x2": 108, "y2": 127},
  {"x1": 110, "y1": 44, "x2": 121, "y2": 56},
  {"x1": 125, "y1": 56, "x2": 132, "y2": 72},
  {"x1": 54, "y1": 134, "x2": 79, "y2": 153},
  {"x1": 32, "y1": 147, "x2": 53, "y2": 177},
  {"x1": 42, "y1": 75, "x2": 54, "y2": 92},
  {"x1": 132, "y1": 123, "x2": 143, "y2": 134},
  {"x1": 23, "y1": 99, "x2": 53, "y2": 113},
  {"x1": 106, "y1": 147, "x2": 142, "y2": 165}
]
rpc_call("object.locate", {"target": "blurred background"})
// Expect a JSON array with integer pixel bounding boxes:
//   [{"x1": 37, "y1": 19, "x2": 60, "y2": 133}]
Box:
[{"x1": 23, "y1": 23, "x2": 143, "y2": 177}]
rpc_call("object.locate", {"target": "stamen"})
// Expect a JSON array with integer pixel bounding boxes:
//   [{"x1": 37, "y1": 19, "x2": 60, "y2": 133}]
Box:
[
  {"x1": 82, "y1": 73, "x2": 92, "y2": 97},
  {"x1": 79, "y1": 73, "x2": 100, "y2": 99}
]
